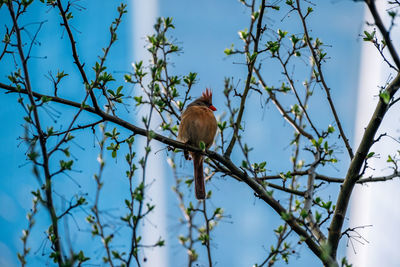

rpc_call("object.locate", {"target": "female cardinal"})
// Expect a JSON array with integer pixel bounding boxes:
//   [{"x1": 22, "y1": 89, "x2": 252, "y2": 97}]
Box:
[{"x1": 178, "y1": 89, "x2": 217, "y2": 199}]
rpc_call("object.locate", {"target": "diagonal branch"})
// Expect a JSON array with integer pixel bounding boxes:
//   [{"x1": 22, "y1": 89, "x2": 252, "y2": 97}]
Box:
[
  {"x1": 295, "y1": 0, "x2": 354, "y2": 159},
  {"x1": 366, "y1": 0, "x2": 400, "y2": 70},
  {"x1": 327, "y1": 72, "x2": 400, "y2": 259},
  {"x1": 56, "y1": 0, "x2": 100, "y2": 112},
  {"x1": 0, "y1": 81, "x2": 336, "y2": 265},
  {"x1": 255, "y1": 68, "x2": 314, "y2": 140},
  {"x1": 240, "y1": 174, "x2": 336, "y2": 266},
  {"x1": 277, "y1": 56, "x2": 321, "y2": 138},
  {"x1": 255, "y1": 178, "x2": 306, "y2": 196}
]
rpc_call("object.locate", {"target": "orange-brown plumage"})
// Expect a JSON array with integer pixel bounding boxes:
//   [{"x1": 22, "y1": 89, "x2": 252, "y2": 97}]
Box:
[{"x1": 178, "y1": 89, "x2": 217, "y2": 199}]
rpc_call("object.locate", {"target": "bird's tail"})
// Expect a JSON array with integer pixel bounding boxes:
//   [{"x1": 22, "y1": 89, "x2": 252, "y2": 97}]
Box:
[{"x1": 192, "y1": 153, "x2": 205, "y2": 200}]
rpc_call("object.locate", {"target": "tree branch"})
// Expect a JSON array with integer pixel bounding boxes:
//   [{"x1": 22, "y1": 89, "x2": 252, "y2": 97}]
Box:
[
  {"x1": 56, "y1": 0, "x2": 100, "y2": 112},
  {"x1": 0, "y1": 82, "x2": 336, "y2": 265},
  {"x1": 295, "y1": 0, "x2": 354, "y2": 159},
  {"x1": 304, "y1": 157, "x2": 326, "y2": 243},
  {"x1": 255, "y1": 178, "x2": 306, "y2": 196},
  {"x1": 225, "y1": 0, "x2": 266, "y2": 157},
  {"x1": 255, "y1": 68, "x2": 314, "y2": 140},
  {"x1": 327, "y1": 72, "x2": 400, "y2": 259},
  {"x1": 366, "y1": 0, "x2": 400, "y2": 69},
  {"x1": 7, "y1": 1, "x2": 64, "y2": 265}
]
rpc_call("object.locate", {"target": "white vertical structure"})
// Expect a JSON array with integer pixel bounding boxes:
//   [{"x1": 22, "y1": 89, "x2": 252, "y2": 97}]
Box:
[
  {"x1": 349, "y1": 2, "x2": 400, "y2": 266},
  {"x1": 131, "y1": 1, "x2": 168, "y2": 266}
]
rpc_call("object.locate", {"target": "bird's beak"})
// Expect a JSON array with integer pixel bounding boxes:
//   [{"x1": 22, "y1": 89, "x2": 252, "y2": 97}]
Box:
[{"x1": 209, "y1": 105, "x2": 217, "y2": 111}]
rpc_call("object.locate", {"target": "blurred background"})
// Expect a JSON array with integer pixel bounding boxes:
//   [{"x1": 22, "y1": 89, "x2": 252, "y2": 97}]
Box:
[{"x1": 0, "y1": 0, "x2": 399, "y2": 266}]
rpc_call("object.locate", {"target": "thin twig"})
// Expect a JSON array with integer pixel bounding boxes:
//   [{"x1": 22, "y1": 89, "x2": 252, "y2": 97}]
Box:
[
  {"x1": 202, "y1": 200, "x2": 213, "y2": 267},
  {"x1": 7, "y1": 2, "x2": 64, "y2": 265},
  {"x1": 295, "y1": 0, "x2": 354, "y2": 159},
  {"x1": 56, "y1": 0, "x2": 100, "y2": 112},
  {"x1": 225, "y1": 0, "x2": 266, "y2": 157},
  {"x1": 255, "y1": 68, "x2": 314, "y2": 140},
  {"x1": 366, "y1": 0, "x2": 400, "y2": 69}
]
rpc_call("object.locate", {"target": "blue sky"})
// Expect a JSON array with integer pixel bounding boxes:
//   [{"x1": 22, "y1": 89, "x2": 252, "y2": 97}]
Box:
[{"x1": 0, "y1": 1, "x2": 365, "y2": 266}]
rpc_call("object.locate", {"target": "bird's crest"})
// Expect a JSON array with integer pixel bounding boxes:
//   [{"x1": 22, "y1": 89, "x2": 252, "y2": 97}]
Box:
[{"x1": 202, "y1": 88, "x2": 213, "y2": 102}]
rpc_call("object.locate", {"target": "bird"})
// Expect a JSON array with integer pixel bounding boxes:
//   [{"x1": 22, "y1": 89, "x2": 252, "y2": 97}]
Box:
[{"x1": 178, "y1": 89, "x2": 217, "y2": 199}]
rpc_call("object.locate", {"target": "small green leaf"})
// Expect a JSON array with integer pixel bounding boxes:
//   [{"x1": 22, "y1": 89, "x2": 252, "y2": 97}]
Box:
[
  {"x1": 277, "y1": 29, "x2": 288, "y2": 38},
  {"x1": 280, "y1": 211, "x2": 290, "y2": 221},
  {"x1": 380, "y1": 90, "x2": 390, "y2": 104},
  {"x1": 156, "y1": 239, "x2": 165, "y2": 246},
  {"x1": 41, "y1": 96, "x2": 52, "y2": 103},
  {"x1": 224, "y1": 48, "x2": 232, "y2": 55},
  {"x1": 252, "y1": 11, "x2": 259, "y2": 20},
  {"x1": 241, "y1": 160, "x2": 248, "y2": 169},
  {"x1": 317, "y1": 137, "x2": 323, "y2": 146},
  {"x1": 199, "y1": 141, "x2": 206, "y2": 151},
  {"x1": 247, "y1": 52, "x2": 258, "y2": 63},
  {"x1": 366, "y1": 152, "x2": 375, "y2": 159},
  {"x1": 315, "y1": 211, "x2": 322, "y2": 223},
  {"x1": 363, "y1": 30, "x2": 376, "y2": 42},
  {"x1": 322, "y1": 201, "x2": 332, "y2": 210},
  {"x1": 300, "y1": 209, "x2": 308, "y2": 219},
  {"x1": 238, "y1": 29, "x2": 249, "y2": 40}
]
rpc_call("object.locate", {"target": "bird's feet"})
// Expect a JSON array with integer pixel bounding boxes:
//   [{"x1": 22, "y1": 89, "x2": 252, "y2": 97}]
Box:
[
  {"x1": 183, "y1": 143, "x2": 192, "y2": 160},
  {"x1": 184, "y1": 149, "x2": 192, "y2": 160}
]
